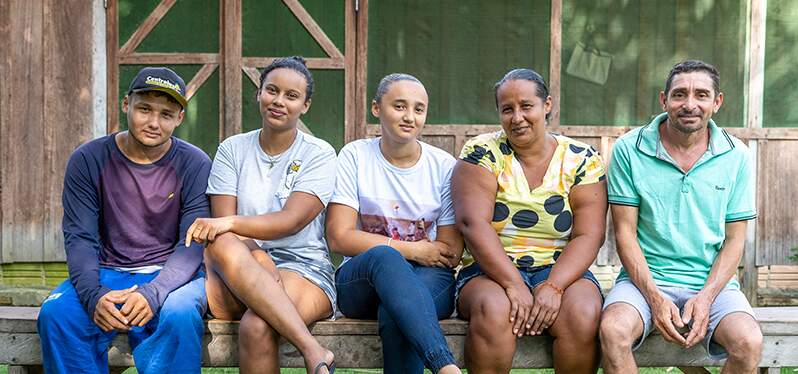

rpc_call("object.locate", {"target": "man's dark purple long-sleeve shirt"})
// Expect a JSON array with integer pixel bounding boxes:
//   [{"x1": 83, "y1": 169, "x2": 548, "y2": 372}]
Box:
[{"x1": 62, "y1": 134, "x2": 211, "y2": 317}]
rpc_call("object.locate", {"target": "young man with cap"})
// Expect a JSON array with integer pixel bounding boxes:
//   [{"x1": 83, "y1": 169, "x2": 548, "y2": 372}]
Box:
[{"x1": 37, "y1": 67, "x2": 212, "y2": 373}]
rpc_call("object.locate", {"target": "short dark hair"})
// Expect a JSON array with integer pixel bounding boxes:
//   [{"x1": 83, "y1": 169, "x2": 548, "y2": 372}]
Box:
[
  {"x1": 258, "y1": 56, "x2": 314, "y2": 102},
  {"x1": 493, "y1": 68, "x2": 551, "y2": 119},
  {"x1": 664, "y1": 60, "x2": 720, "y2": 96},
  {"x1": 373, "y1": 73, "x2": 423, "y2": 103}
]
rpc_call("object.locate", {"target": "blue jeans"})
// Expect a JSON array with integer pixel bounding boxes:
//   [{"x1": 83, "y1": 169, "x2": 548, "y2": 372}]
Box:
[
  {"x1": 335, "y1": 245, "x2": 456, "y2": 374},
  {"x1": 37, "y1": 268, "x2": 207, "y2": 374}
]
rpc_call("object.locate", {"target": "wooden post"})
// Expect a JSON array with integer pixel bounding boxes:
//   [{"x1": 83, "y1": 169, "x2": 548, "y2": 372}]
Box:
[
  {"x1": 344, "y1": 0, "x2": 357, "y2": 143},
  {"x1": 548, "y1": 0, "x2": 562, "y2": 130},
  {"x1": 221, "y1": 0, "x2": 242, "y2": 140},
  {"x1": 106, "y1": 0, "x2": 119, "y2": 133},
  {"x1": 741, "y1": 0, "x2": 767, "y2": 306},
  {"x1": 354, "y1": 0, "x2": 368, "y2": 140}
]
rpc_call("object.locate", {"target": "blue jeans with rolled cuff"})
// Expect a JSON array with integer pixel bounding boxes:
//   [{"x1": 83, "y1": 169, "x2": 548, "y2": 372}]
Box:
[
  {"x1": 335, "y1": 245, "x2": 456, "y2": 374},
  {"x1": 37, "y1": 268, "x2": 207, "y2": 374}
]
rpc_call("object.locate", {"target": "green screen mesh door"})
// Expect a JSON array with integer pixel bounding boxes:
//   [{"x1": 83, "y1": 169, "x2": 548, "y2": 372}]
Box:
[{"x1": 112, "y1": 0, "x2": 352, "y2": 157}]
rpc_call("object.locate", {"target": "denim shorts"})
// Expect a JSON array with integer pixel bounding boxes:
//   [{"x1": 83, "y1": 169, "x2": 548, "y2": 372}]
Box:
[
  {"x1": 603, "y1": 279, "x2": 756, "y2": 360},
  {"x1": 454, "y1": 262, "x2": 602, "y2": 305}
]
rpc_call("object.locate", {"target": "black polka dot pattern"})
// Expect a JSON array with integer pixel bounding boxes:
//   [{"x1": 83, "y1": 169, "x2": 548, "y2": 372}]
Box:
[
  {"x1": 517, "y1": 255, "x2": 535, "y2": 268},
  {"x1": 493, "y1": 202, "x2": 510, "y2": 222},
  {"x1": 499, "y1": 141, "x2": 513, "y2": 155},
  {"x1": 487, "y1": 150, "x2": 496, "y2": 163},
  {"x1": 511, "y1": 209, "x2": 539, "y2": 228},
  {"x1": 552, "y1": 250, "x2": 562, "y2": 261},
  {"x1": 574, "y1": 171, "x2": 586, "y2": 186},
  {"x1": 569, "y1": 144, "x2": 585, "y2": 154},
  {"x1": 544, "y1": 195, "x2": 565, "y2": 215},
  {"x1": 462, "y1": 145, "x2": 488, "y2": 165},
  {"x1": 553, "y1": 210, "x2": 572, "y2": 232}
]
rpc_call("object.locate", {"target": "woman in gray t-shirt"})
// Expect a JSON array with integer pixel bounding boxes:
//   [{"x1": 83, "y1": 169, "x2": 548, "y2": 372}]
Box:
[{"x1": 186, "y1": 57, "x2": 336, "y2": 374}]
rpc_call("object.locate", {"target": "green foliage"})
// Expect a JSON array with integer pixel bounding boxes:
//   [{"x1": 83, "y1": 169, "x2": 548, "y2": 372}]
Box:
[{"x1": 790, "y1": 246, "x2": 798, "y2": 263}]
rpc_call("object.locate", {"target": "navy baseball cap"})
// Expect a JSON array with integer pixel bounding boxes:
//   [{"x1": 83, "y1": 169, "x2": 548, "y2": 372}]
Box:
[{"x1": 127, "y1": 67, "x2": 188, "y2": 109}]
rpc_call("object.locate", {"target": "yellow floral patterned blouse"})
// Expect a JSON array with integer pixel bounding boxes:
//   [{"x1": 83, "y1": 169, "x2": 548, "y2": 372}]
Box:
[{"x1": 459, "y1": 131, "x2": 605, "y2": 268}]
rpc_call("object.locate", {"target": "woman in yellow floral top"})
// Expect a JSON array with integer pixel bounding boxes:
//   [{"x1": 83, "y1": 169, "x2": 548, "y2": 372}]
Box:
[{"x1": 452, "y1": 68, "x2": 608, "y2": 373}]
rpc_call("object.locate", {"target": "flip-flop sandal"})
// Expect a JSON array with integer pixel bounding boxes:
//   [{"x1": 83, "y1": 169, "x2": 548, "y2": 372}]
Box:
[{"x1": 313, "y1": 360, "x2": 336, "y2": 374}]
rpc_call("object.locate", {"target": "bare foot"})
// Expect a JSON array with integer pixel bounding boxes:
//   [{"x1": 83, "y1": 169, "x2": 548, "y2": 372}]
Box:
[
  {"x1": 304, "y1": 347, "x2": 335, "y2": 374},
  {"x1": 437, "y1": 364, "x2": 462, "y2": 374}
]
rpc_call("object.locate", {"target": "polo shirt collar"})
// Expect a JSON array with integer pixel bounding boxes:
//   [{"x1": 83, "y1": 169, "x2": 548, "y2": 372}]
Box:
[{"x1": 635, "y1": 112, "x2": 735, "y2": 158}]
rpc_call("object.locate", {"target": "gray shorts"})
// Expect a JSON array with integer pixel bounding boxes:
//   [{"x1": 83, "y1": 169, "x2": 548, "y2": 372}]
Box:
[
  {"x1": 602, "y1": 279, "x2": 755, "y2": 360},
  {"x1": 262, "y1": 247, "x2": 338, "y2": 317}
]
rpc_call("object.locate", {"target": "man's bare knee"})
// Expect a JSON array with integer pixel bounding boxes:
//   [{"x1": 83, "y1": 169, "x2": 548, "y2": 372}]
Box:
[{"x1": 600, "y1": 303, "x2": 643, "y2": 350}]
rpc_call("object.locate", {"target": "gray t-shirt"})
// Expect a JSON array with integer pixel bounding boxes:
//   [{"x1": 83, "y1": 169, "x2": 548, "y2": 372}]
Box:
[{"x1": 206, "y1": 129, "x2": 338, "y2": 307}]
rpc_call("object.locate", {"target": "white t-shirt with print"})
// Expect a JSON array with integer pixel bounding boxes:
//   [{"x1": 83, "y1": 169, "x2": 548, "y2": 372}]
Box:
[{"x1": 331, "y1": 137, "x2": 457, "y2": 263}]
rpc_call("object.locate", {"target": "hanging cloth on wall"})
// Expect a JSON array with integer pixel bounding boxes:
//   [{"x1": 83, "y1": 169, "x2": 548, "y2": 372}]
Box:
[{"x1": 566, "y1": 41, "x2": 613, "y2": 85}]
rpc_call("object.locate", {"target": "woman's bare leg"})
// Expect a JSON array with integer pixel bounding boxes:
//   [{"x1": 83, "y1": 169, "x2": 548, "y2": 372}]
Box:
[
  {"x1": 457, "y1": 276, "x2": 516, "y2": 374},
  {"x1": 205, "y1": 233, "x2": 333, "y2": 373},
  {"x1": 239, "y1": 269, "x2": 332, "y2": 374}
]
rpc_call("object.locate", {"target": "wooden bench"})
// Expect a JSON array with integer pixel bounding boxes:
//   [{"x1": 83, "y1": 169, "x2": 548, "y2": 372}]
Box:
[{"x1": 1, "y1": 306, "x2": 795, "y2": 373}]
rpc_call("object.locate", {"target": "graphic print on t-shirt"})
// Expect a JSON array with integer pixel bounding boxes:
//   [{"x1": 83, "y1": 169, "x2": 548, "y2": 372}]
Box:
[{"x1": 359, "y1": 197, "x2": 438, "y2": 242}]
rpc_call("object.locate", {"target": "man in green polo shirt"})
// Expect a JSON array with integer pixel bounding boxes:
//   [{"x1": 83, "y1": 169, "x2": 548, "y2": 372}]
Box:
[{"x1": 599, "y1": 60, "x2": 762, "y2": 373}]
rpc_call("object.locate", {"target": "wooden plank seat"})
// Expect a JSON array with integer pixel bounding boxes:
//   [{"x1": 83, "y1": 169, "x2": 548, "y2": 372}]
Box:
[{"x1": 0, "y1": 306, "x2": 796, "y2": 372}]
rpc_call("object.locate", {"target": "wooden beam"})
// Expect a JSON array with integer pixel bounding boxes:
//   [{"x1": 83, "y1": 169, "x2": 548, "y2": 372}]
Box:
[
  {"x1": 742, "y1": 0, "x2": 767, "y2": 304},
  {"x1": 747, "y1": 0, "x2": 767, "y2": 130},
  {"x1": 365, "y1": 124, "x2": 798, "y2": 140},
  {"x1": 344, "y1": 0, "x2": 357, "y2": 143},
  {"x1": 743, "y1": 139, "x2": 759, "y2": 306},
  {"x1": 242, "y1": 66, "x2": 260, "y2": 88},
  {"x1": 0, "y1": 0, "x2": 7, "y2": 263},
  {"x1": 106, "y1": 0, "x2": 119, "y2": 133},
  {"x1": 282, "y1": 0, "x2": 344, "y2": 59},
  {"x1": 118, "y1": 53, "x2": 220, "y2": 65},
  {"x1": 355, "y1": 0, "x2": 369, "y2": 139},
  {"x1": 548, "y1": 0, "x2": 562, "y2": 130},
  {"x1": 3, "y1": 0, "x2": 45, "y2": 262},
  {"x1": 118, "y1": 0, "x2": 177, "y2": 55},
  {"x1": 185, "y1": 64, "x2": 218, "y2": 102},
  {"x1": 241, "y1": 57, "x2": 344, "y2": 70},
  {"x1": 221, "y1": 0, "x2": 242, "y2": 140}
]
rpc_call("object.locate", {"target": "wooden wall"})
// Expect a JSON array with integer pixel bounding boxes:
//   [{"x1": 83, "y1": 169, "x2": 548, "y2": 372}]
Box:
[{"x1": 0, "y1": 0, "x2": 96, "y2": 263}]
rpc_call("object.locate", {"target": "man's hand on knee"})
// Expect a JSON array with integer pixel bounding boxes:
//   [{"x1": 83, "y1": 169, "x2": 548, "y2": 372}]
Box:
[
  {"x1": 93, "y1": 285, "x2": 138, "y2": 332},
  {"x1": 120, "y1": 291, "x2": 155, "y2": 327},
  {"x1": 681, "y1": 293, "x2": 711, "y2": 348},
  {"x1": 650, "y1": 296, "x2": 686, "y2": 345}
]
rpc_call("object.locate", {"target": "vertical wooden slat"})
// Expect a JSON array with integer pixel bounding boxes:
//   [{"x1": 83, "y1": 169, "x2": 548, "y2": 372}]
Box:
[
  {"x1": 344, "y1": 0, "x2": 357, "y2": 143},
  {"x1": 106, "y1": 0, "x2": 119, "y2": 133},
  {"x1": 354, "y1": 0, "x2": 368, "y2": 139},
  {"x1": 42, "y1": 0, "x2": 56, "y2": 266},
  {"x1": 0, "y1": 0, "x2": 8, "y2": 263},
  {"x1": 2, "y1": 0, "x2": 45, "y2": 263},
  {"x1": 747, "y1": 0, "x2": 766, "y2": 131},
  {"x1": 221, "y1": 0, "x2": 242, "y2": 139},
  {"x1": 218, "y1": 0, "x2": 225, "y2": 143},
  {"x1": 548, "y1": 0, "x2": 562, "y2": 130},
  {"x1": 42, "y1": 0, "x2": 95, "y2": 262},
  {"x1": 742, "y1": 0, "x2": 767, "y2": 304}
]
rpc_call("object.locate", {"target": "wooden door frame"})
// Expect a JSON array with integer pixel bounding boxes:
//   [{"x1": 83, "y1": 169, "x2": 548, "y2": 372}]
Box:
[{"x1": 107, "y1": 0, "x2": 358, "y2": 143}]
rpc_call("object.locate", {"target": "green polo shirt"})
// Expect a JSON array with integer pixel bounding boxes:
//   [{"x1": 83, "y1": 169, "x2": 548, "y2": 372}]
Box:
[{"x1": 608, "y1": 113, "x2": 756, "y2": 290}]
